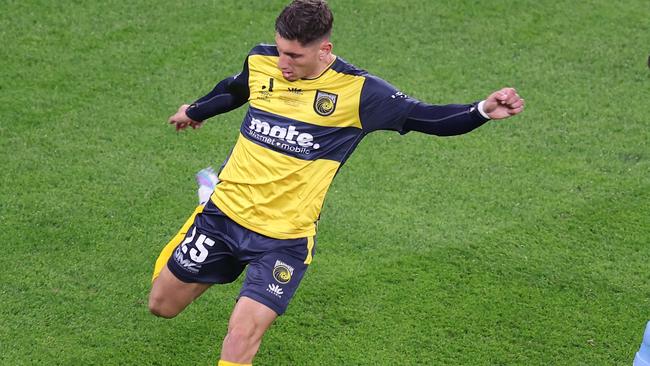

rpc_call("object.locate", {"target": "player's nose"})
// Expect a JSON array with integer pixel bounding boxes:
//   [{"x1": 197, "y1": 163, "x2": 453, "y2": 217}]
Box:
[{"x1": 277, "y1": 54, "x2": 290, "y2": 70}]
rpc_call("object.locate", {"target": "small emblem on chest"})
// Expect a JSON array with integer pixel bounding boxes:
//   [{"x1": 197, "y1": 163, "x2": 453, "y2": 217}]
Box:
[{"x1": 313, "y1": 90, "x2": 338, "y2": 116}]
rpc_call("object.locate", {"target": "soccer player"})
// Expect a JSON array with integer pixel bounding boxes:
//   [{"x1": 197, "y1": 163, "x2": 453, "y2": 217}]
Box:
[{"x1": 149, "y1": 1, "x2": 525, "y2": 365}]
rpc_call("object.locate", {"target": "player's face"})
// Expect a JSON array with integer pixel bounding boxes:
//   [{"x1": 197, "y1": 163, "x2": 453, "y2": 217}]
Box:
[{"x1": 275, "y1": 34, "x2": 330, "y2": 81}]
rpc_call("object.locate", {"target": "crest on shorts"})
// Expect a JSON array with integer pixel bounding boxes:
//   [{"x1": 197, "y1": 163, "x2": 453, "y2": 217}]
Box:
[
  {"x1": 313, "y1": 90, "x2": 338, "y2": 116},
  {"x1": 273, "y1": 260, "x2": 295, "y2": 284}
]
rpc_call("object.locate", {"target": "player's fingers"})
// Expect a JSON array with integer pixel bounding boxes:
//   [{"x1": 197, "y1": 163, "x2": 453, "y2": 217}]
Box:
[
  {"x1": 176, "y1": 121, "x2": 188, "y2": 131},
  {"x1": 169, "y1": 111, "x2": 184, "y2": 124},
  {"x1": 496, "y1": 87, "x2": 515, "y2": 104},
  {"x1": 506, "y1": 92, "x2": 523, "y2": 106},
  {"x1": 508, "y1": 106, "x2": 524, "y2": 115},
  {"x1": 505, "y1": 87, "x2": 518, "y2": 96},
  {"x1": 496, "y1": 90, "x2": 508, "y2": 102},
  {"x1": 508, "y1": 99, "x2": 524, "y2": 109},
  {"x1": 507, "y1": 92, "x2": 522, "y2": 104}
]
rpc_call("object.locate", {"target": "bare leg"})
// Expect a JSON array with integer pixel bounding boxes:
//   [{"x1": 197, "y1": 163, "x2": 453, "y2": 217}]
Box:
[
  {"x1": 148, "y1": 265, "x2": 211, "y2": 318},
  {"x1": 220, "y1": 296, "x2": 278, "y2": 364}
]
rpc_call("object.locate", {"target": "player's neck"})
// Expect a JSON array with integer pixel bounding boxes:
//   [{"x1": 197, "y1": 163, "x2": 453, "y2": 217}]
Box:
[{"x1": 306, "y1": 54, "x2": 336, "y2": 79}]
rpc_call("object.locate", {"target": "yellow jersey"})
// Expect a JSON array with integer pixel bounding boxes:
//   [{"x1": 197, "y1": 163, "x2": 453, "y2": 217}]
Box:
[{"x1": 202, "y1": 45, "x2": 419, "y2": 239}]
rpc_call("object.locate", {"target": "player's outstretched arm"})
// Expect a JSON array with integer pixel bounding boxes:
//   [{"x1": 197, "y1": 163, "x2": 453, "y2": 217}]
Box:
[
  {"x1": 168, "y1": 75, "x2": 249, "y2": 132},
  {"x1": 169, "y1": 55, "x2": 251, "y2": 132},
  {"x1": 482, "y1": 87, "x2": 525, "y2": 120},
  {"x1": 359, "y1": 76, "x2": 524, "y2": 137},
  {"x1": 168, "y1": 104, "x2": 204, "y2": 131}
]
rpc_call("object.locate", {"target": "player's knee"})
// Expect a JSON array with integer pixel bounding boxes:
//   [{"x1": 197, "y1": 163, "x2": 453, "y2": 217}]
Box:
[{"x1": 148, "y1": 294, "x2": 179, "y2": 319}]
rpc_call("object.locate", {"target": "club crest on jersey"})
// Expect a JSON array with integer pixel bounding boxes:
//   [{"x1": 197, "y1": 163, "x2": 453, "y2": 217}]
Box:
[
  {"x1": 272, "y1": 260, "x2": 294, "y2": 284},
  {"x1": 313, "y1": 90, "x2": 338, "y2": 116}
]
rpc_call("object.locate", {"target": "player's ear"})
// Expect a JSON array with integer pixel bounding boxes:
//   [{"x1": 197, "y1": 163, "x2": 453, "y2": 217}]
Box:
[{"x1": 319, "y1": 40, "x2": 333, "y2": 58}]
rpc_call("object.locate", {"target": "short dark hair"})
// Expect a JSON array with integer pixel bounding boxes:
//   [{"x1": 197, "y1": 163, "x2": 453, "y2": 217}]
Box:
[{"x1": 275, "y1": 0, "x2": 333, "y2": 45}]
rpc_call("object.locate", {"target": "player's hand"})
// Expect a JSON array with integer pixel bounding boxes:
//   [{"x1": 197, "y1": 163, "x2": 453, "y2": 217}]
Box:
[
  {"x1": 482, "y1": 87, "x2": 525, "y2": 120},
  {"x1": 168, "y1": 104, "x2": 204, "y2": 131}
]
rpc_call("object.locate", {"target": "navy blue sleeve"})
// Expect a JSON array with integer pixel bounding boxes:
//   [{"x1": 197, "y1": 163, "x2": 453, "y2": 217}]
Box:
[
  {"x1": 185, "y1": 56, "x2": 250, "y2": 122},
  {"x1": 358, "y1": 75, "x2": 419, "y2": 133},
  {"x1": 402, "y1": 101, "x2": 490, "y2": 136},
  {"x1": 193, "y1": 76, "x2": 237, "y2": 103}
]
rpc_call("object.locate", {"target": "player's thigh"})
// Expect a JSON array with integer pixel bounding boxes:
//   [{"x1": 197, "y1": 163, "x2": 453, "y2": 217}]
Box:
[
  {"x1": 149, "y1": 265, "x2": 211, "y2": 317},
  {"x1": 150, "y1": 223, "x2": 245, "y2": 317}
]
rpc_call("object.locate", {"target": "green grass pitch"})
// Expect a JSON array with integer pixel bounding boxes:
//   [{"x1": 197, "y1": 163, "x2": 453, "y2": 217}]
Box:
[{"x1": 1, "y1": 0, "x2": 648, "y2": 364}]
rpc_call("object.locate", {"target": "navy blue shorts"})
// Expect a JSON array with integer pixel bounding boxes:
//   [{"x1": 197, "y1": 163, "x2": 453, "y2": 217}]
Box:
[{"x1": 167, "y1": 199, "x2": 315, "y2": 315}]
